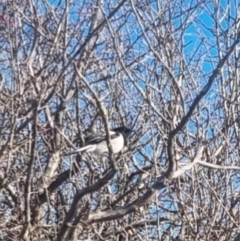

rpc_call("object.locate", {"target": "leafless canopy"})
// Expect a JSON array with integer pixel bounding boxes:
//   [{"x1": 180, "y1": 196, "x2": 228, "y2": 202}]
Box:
[{"x1": 1, "y1": 0, "x2": 240, "y2": 240}]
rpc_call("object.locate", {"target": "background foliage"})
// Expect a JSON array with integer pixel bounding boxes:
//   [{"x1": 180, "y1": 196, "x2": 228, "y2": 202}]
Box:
[{"x1": 0, "y1": 0, "x2": 240, "y2": 240}]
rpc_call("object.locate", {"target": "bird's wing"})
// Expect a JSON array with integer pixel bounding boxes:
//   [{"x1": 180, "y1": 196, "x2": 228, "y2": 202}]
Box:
[
  {"x1": 85, "y1": 132, "x2": 120, "y2": 145},
  {"x1": 85, "y1": 134, "x2": 106, "y2": 145},
  {"x1": 64, "y1": 132, "x2": 121, "y2": 156}
]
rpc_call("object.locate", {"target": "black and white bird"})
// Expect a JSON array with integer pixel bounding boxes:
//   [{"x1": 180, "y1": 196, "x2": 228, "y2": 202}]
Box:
[{"x1": 68, "y1": 126, "x2": 133, "y2": 156}]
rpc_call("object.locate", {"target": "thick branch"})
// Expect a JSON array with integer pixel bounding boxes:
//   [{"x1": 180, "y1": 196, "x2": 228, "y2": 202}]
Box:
[
  {"x1": 166, "y1": 32, "x2": 240, "y2": 175},
  {"x1": 58, "y1": 168, "x2": 116, "y2": 240}
]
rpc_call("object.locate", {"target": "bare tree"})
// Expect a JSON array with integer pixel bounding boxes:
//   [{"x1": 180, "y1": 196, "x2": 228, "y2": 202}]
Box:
[{"x1": 0, "y1": 0, "x2": 240, "y2": 240}]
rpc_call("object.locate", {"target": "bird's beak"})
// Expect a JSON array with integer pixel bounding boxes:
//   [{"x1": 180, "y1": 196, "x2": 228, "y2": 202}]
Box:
[{"x1": 129, "y1": 129, "x2": 135, "y2": 136}]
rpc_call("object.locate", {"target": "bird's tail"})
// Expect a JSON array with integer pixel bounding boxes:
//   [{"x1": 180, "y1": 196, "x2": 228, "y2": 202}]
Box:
[{"x1": 64, "y1": 145, "x2": 93, "y2": 156}]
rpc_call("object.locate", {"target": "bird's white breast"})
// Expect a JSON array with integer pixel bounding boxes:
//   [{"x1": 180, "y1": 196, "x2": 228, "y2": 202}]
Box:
[{"x1": 94, "y1": 134, "x2": 124, "y2": 155}]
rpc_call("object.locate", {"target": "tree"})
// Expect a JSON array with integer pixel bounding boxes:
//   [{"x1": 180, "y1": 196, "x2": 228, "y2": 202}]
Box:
[{"x1": 0, "y1": 0, "x2": 240, "y2": 240}]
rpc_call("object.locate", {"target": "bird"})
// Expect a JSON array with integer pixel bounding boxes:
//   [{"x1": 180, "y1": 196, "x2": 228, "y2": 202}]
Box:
[{"x1": 68, "y1": 126, "x2": 133, "y2": 156}]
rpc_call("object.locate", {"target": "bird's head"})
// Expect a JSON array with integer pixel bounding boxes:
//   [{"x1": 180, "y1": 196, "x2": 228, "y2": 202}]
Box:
[{"x1": 112, "y1": 126, "x2": 133, "y2": 138}]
